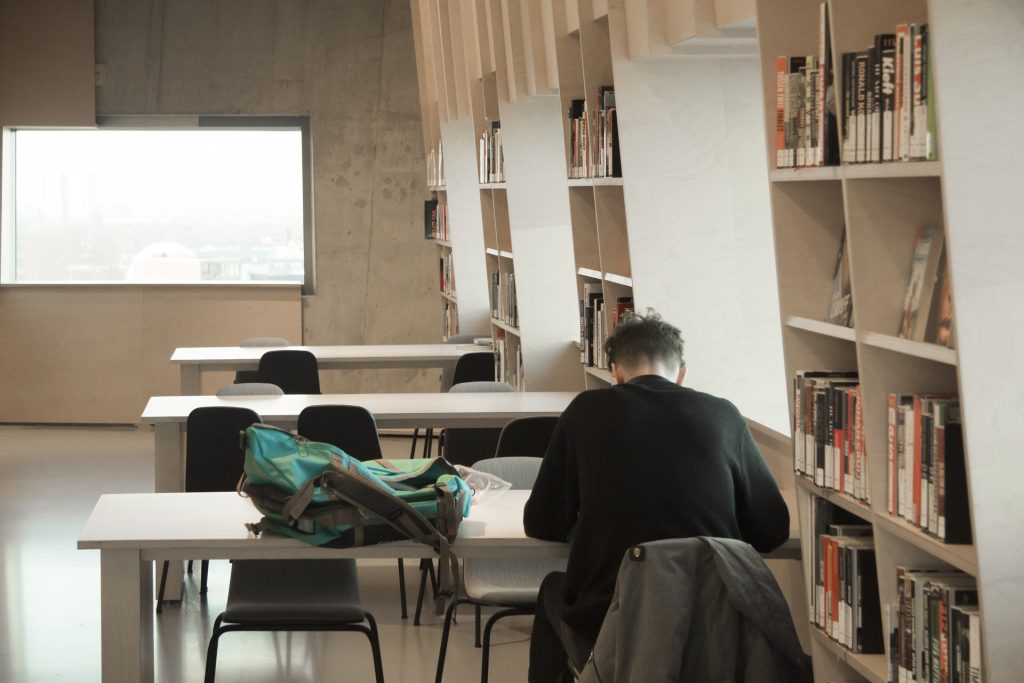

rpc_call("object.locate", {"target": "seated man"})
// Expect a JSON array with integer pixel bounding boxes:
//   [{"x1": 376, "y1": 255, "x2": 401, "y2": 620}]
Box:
[{"x1": 523, "y1": 311, "x2": 790, "y2": 682}]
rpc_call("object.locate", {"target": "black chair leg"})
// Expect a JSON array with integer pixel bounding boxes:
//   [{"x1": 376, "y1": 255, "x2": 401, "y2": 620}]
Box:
[
  {"x1": 409, "y1": 428, "x2": 420, "y2": 458},
  {"x1": 363, "y1": 612, "x2": 386, "y2": 683},
  {"x1": 204, "y1": 615, "x2": 225, "y2": 683},
  {"x1": 423, "y1": 427, "x2": 434, "y2": 458},
  {"x1": 187, "y1": 559, "x2": 194, "y2": 575},
  {"x1": 156, "y1": 560, "x2": 170, "y2": 613},
  {"x1": 434, "y1": 598, "x2": 461, "y2": 683},
  {"x1": 398, "y1": 559, "x2": 408, "y2": 619},
  {"x1": 481, "y1": 607, "x2": 534, "y2": 683},
  {"x1": 414, "y1": 559, "x2": 431, "y2": 625},
  {"x1": 475, "y1": 604, "x2": 482, "y2": 647},
  {"x1": 200, "y1": 560, "x2": 210, "y2": 595}
]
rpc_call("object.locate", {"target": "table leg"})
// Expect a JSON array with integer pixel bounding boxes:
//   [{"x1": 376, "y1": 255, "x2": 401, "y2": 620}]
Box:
[
  {"x1": 154, "y1": 422, "x2": 185, "y2": 601},
  {"x1": 180, "y1": 364, "x2": 201, "y2": 395},
  {"x1": 101, "y1": 549, "x2": 154, "y2": 683}
]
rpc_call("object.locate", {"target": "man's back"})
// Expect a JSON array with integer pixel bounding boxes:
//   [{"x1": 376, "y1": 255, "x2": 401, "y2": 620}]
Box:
[{"x1": 524, "y1": 375, "x2": 790, "y2": 642}]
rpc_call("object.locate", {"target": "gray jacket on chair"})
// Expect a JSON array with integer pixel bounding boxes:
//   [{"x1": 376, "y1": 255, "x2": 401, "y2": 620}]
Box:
[{"x1": 578, "y1": 537, "x2": 812, "y2": 683}]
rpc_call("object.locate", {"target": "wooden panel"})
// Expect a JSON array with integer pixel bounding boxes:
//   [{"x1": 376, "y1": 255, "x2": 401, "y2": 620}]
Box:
[
  {"x1": 0, "y1": 286, "x2": 300, "y2": 424},
  {"x1": 0, "y1": 0, "x2": 95, "y2": 127},
  {"x1": 539, "y1": 0, "x2": 560, "y2": 90},
  {"x1": 442, "y1": 0, "x2": 471, "y2": 118},
  {"x1": 500, "y1": 0, "x2": 530, "y2": 100},
  {"x1": 411, "y1": 0, "x2": 441, "y2": 154},
  {"x1": 475, "y1": 0, "x2": 497, "y2": 74}
]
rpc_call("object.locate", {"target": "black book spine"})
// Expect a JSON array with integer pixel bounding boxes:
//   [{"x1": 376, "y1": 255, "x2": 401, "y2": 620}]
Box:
[
  {"x1": 857, "y1": 548, "x2": 884, "y2": 653},
  {"x1": 880, "y1": 34, "x2": 896, "y2": 161},
  {"x1": 942, "y1": 423, "x2": 972, "y2": 543}
]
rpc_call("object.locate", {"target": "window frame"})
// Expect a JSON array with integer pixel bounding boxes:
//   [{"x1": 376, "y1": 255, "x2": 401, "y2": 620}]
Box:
[{"x1": 0, "y1": 116, "x2": 315, "y2": 294}]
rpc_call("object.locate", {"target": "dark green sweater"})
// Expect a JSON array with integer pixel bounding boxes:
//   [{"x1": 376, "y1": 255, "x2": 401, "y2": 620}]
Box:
[{"x1": 524, "y1": 375, "x2": 790, "y2": 642}]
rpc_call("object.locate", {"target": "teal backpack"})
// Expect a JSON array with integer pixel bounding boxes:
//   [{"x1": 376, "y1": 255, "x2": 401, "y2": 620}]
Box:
[{"x1": 238, "y1": 423, "x2": 472, "y2": 611}]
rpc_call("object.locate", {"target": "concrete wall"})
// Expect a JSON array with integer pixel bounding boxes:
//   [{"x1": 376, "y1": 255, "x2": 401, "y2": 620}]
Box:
[{"x1": 87, "y1": 0, "x2": 436, "y2": 397}]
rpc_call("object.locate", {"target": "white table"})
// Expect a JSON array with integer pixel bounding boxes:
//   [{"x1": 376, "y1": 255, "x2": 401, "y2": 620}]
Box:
[
  {"x1": 172, "y1": 344, "x2": 484, "y2": 394},
  {"x1": 77, "y1": 489, "x2": 799, "y2": 682},
  {"x1": 142, "y1": 391, "x2": 576, "y2": 601},
  {"x1": 77, "y1": 490, "x2": 567, "y2": 683}
]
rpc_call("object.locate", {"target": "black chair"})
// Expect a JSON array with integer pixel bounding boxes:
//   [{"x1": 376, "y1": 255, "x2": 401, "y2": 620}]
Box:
[
  {"x1": 234, "y1": 337, "x2": 289, "y2": 384},
  {"x1": 156, "y1": 406, "x2": 262, "y2": 612},
  {"x1": 296, "y1": 404, "x2": 412, "y2": 619},
  {"x1": 297, "y1": 405, "x2": 384, "y2": 461},
  {"x1": 411, "y1": 349, "x2": 495, "y2": 458},
  {"x1": 256, "y1": 349, "x2": 321, "y2": 394},
  {"x1": 493, "y1": 416, "x2": 559, "y2": 459},
  {"x1": 204, "y1": 559, "x2": 384, "y2": 683}
]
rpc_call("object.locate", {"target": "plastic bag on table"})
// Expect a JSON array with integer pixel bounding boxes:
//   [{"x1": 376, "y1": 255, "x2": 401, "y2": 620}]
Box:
[{"x1": 454, "y1": 465, "x2": 512, "y2": 505}]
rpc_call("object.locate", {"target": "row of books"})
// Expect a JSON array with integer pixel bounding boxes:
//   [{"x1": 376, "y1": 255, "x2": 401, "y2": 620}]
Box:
[
  {"x1": 813, "y1": 526, "x2": 883, "y2": 654},
  {"x1": 841, "y1": 23, "x2": 936, "y2": 165},
  {"x1": 774, "y1": 3, "x2": 838, "y2": 168},
  {"x1": 793, "y1": 371, "x2": 871, "y2": 504},
  {"x1": 567, "y1": 86, "x2": 621, "y2": 179},
  {"x1": 774, "y1": 4, "x2": 937, "y2": 167},
  {"x1": 478, "y1": 120, "x2": 504, "y2": 184},
  {"x1": 489, "y1": 270, "x2": 518, "y2": 328},
  {"x1": 578, "y1": 282, "x2": 633, "y2": 369},
  {"x1": 494, "y1": 329, "x2": 524, "y2": 390},
  {"x1": 898, "y1": 226, "x2": 952, "y2": 346},
  {"x1": 886, "y1": 394, "x2": 970, "y2": 544},
  {"x1": 891, "y1": 567, "x2": 981, "y2": 683},
  {"x1": 439, "y1": 251, "x2": 455, "y2": 297},
  {"x1": 426, "y1": 140, "x2": 444, "y2": 187},
  {"x1": 441, "y1": 300, "x2": 459, "y2": 340},
  {"x1": 423, "y1": 198, "x2": 449, "y2": 241}
]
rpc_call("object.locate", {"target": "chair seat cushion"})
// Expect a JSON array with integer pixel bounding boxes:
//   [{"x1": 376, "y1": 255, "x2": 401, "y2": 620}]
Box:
[
  {"x1": 464, "y1": 557, "x2": 567, "y2": 605},
  {"x1": 223, "y1": 559, "x2": 366, "y2": 624}
]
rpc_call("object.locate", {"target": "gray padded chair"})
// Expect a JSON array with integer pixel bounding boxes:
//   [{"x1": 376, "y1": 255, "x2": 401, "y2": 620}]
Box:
[
  {"x1": 235, "y1": 337, "x2": 289, "y2": 384},
  {"x1": 205, "y1": 559, "x2": 384, "y2": 683},
  {"x1": 215, "y1": 383, "x2": 284, "y2": 397},
  {"x1": 434, "y1": 456, "x2": 566, "y2": 683}
]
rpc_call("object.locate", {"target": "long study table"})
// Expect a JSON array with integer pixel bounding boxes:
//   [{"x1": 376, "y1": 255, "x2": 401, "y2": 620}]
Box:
[
  {"x1": 171, "y1": 344, "x2": 484, "y2": 394},
  {"x1": 141, "y1": 391, "x2": 577, "y2": 601},
  {"x1": 77, "y1": 489, "x2": 799, "y2": 682}
]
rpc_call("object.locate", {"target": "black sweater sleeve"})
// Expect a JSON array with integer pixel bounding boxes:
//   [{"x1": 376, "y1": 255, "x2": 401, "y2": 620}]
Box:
[
  {"x1": 523, "y1": 405, "x2": 580, "y2": 542},
  {"x1": 733, "y1": 421, "x2": 791, "y2": 552}
]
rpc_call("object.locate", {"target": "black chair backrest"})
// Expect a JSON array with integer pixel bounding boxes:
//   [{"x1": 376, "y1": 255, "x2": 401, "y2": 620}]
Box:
[
  {"x1": 185, "y1": 406, "x2": 262, "y2": 493},
  {"x1": 257, "y1": 349, "x2": 321, "y2": 394},
  {"x1": 297, "y1": 405, "x2": 383, "y2": 461},
  {"x1": 450, "y1": 352, "x2": 496, "y2": 387},
  {"x1": 494, "y1": 416, "x2": 559, "y2": 459}
]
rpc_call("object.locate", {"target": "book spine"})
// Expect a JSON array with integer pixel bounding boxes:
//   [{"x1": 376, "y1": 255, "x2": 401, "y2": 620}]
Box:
[
  {"x1": 881, "y1": 35, "x2": 896, "y2": 161},
  {"x1": 913, "y1": 395, "x2": 924, "y2": 526},
  {"x1": 911, "y1": 27, "x2": 926, "y2": 159},
  {"x1": 869, "y1": 41, "x2": 880, "y2": 163},
  {"x1": 968, "y1": 612, "x2": 981, "y2": 683},
  {"x1": 888, "y1": 392, "x2": 898, "y2": 515},
  {"x1": 855, "y1": 53, "x2": 868, "y2": 163}
]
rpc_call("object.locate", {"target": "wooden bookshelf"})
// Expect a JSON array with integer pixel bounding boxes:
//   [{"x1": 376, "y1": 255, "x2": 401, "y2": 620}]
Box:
[{"x1": 758, "y1": 0, "x2": 1023, "y2": 680}]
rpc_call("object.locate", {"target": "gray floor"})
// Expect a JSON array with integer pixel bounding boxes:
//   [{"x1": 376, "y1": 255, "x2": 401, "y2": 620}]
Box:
[{"x1": 0, "y1": 425, "x2": 533, "y2": 682}]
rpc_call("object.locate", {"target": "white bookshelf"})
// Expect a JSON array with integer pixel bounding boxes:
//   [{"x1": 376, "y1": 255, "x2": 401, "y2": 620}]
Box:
[{"x1": 758, "y1": 0, "x2": 1022, "y2": 680}]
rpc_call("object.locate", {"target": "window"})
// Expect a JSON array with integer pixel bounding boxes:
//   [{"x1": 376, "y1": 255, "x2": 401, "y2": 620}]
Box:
[{"x1": 1, "y1": 120, "x2": 312, "y2": 290}]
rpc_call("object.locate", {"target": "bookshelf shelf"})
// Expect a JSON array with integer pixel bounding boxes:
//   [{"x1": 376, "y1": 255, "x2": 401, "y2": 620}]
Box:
[
  {"x1": 603, "y1": 272, "x2": 632, "y2": 287},
  {"x1": 440, "y1": 291, "x2": 457, "y2": 304},
  {"x1": 859, "y1": 332, "x2": 957, "y2": 366},
  {"x1": 577, "y1": 267, "x2": 602, "y2": 280},
  {"x1": 769, "y1": 166, "x2": 843, "y2": 183},
  {"x1": 479, "y1": 182, "x2": 507, "y2": 190},
  {"x1": 796, "y1": 476, "x2": 871, "y2": 520},
  {"x1": 434, "y1": 238, "x2": 452, "y2": 248},
  {"x1": 841, "y1": 160, "x2": 942, "y2": 179},
  {"x1": 785, "y1": 316, "x2": 856, "y2": 342},
  {"x1": 809, "y1": 628, "x2": 888, "y2": 683},
  {"x1": 584, "y1": 366, "x2": 614, "y2": 384},
  {"x1": 769, "y1": 162, "x2": 943, "y2": 183},
  {"x1": 490, "y1": 318, "x2": 520, "y2": 336},
  {"x1": 427, "y1": 185, "x2": 447, "y2": 192},
  {"x1": 567, "y1": 177, "x2": 624, "y2": 187},
  {"x1": 872, "y1": 513, "x2": 977, "y2": 576}
]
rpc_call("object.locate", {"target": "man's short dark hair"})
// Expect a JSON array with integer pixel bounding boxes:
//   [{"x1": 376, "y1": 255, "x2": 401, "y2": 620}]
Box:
[{"x1": 604, "y1": 309, "x2": 685, "y2": 370}]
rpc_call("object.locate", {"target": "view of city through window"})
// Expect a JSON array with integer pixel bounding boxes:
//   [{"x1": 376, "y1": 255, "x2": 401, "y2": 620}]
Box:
[{"x1": 6, "y1": 129, "x2": 304, "y2": 283}]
